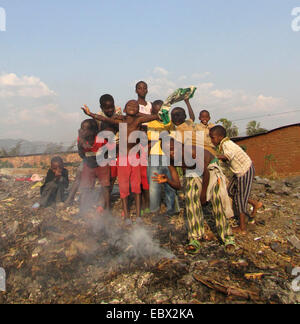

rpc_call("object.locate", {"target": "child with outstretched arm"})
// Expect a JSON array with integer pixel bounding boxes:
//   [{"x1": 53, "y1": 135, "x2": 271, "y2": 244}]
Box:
[{"x1": 82, "y1": 100, "x2": 160, "y2": 223}]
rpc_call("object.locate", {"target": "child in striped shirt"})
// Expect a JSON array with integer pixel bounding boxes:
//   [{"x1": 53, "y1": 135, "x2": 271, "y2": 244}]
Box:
[{"x1": 210, "y1": 126, "x2": 263, "y2": 234}]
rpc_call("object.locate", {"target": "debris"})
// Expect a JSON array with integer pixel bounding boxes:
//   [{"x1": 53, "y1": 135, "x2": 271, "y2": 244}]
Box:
[
  {"x1": 244, "y1": 273, "x2": 265, "y2": 281},
  {"x1": 193, "y1": 274, "x2": 262, "y2": 302},
  {"x1": 288, "y1": 235, "x2": 300, "y2": 250},
  {"x1": 0, "y1": 170, "x2": 300, "y2": 304}
]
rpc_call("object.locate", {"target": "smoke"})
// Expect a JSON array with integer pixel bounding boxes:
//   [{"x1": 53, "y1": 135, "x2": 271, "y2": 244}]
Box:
[{"x1": 79, "y1": 188, "x2": 174, "y2": 264}]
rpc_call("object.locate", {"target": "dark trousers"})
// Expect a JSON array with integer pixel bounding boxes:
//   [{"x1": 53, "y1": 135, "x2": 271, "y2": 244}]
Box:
[{"x1": 40, "y1": 181, "x2": 66, "y2": 207}]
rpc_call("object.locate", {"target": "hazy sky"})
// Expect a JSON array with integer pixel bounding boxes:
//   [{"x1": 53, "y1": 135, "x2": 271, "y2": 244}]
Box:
[{"x1": 0, "y1": 0, "x2": 299, "y2": 142}]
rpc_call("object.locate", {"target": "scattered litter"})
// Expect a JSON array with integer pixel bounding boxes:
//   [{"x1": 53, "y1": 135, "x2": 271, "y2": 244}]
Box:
[
  {"x1": 32, "y1": 202, "x2": 40, "y2": 209},
  {"x1": 288, "y1": 235, "x2": 300, "y2": 250}
]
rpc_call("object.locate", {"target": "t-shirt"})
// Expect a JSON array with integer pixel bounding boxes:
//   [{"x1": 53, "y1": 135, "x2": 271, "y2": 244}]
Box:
[
  {"x1": 196, "y1": 123, "x2": 216, "y2": 154},
  {"x1": 220, "y1": 138, "x2": 252, "y2": 176},
  {"x1": 147, "y1": 120, "x2": 173, "y2": 155},
  {"x1": 139, "y1": 102, "x2": 152, "y2": 115},
  {"x1": 78, "y1": 136, "x2": 107, "y2": 168},
  {"x1": 172, "y1": 119, "x2": 201, "y2": 147}
]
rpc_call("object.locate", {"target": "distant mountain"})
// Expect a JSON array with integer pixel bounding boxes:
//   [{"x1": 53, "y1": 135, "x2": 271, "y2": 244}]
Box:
[{"x1": 0, "y1": 139, "x2": 76, "y2": 156}]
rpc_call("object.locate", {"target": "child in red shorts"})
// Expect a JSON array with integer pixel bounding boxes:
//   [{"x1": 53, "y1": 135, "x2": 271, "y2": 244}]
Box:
[{"x1": 82, "y1": 100, "x2": 159, "y2": 222}]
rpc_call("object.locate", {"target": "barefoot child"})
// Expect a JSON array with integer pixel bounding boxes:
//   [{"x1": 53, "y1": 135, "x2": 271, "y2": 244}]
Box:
[
  {"x1": 209, "y1": 126, "x2": 262, "y2": 233},
  {"x1": 82, "y1": 100, "x2": 160, "y2": 223},
  {"x1": 77, "y1": 119, "x2": 112, "y2": 214}
]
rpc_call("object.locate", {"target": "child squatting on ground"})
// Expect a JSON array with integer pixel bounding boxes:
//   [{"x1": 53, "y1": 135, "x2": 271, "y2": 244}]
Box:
[
  {"x1": 39, "y1": 156, "x2": 69, "y2": 208},
  {"x1": 209, "y1": 126, "x2": 263, "y2": 234}
]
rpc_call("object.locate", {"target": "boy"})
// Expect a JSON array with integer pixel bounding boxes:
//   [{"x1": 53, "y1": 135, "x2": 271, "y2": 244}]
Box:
[
  {"x1": 77, "y1": 119, "x2": 111, "y2": 213},
  {"x1": 40, "y1": 156, "x2": 69, "y2": 208},
  {"x1": 171, "y1": 99, "x2": 201, "y2": 147},
  {"x1": 82, "y1": 100, "x2": 160, "y2": 222},
  {"x1": 209, "y1": 126, "x2": 262, "y2": 234},
  {"x1": 136, "y1": 81, "x2": 152, "y2": 115},
  {"x1": 196, "y1": 110, "x2": 216, "y2": 154},
  {"x1": 65, "y1": 95, "x2": 119, "y2": 206},
  {"x1": 160, "y1": 134, "x2": 236, "y2": 254},
  {"x1": 147, "y1": 100, "x2": 178, "y2": 216}
]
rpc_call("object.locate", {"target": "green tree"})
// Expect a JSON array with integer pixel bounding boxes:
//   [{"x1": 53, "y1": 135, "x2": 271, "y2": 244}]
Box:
[
  {"x1": 246, "y1": 121, "x2": 268, "y2": 136},
  {"x1": 216, "y1": 118, "x2": 239, "y2": 138}
]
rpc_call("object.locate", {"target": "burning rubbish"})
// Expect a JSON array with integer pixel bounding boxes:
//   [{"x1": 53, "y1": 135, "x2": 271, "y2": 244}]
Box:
[{"x1": 0, "y1": 169, "x2": 300, "y2": 304}]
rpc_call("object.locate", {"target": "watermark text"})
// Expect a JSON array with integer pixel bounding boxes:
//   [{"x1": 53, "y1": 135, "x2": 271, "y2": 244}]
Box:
[
  {"x1": 291, "y1": 7, "x2": 300, "y2": 32},
  {"x1": 0, "y1": 7, "x2": 6, "y2": 32},
  {"x1": 0, "y1": 267, "x2": 5, "y2": 292},
  {"x1": 292, "y1": 267, "x2": 300, "y2": 292}
]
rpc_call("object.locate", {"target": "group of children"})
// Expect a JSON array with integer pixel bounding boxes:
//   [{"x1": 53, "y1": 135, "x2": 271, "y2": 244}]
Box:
[{"x1": 39, "y1": 81, "x2": 263, "y2": 254}]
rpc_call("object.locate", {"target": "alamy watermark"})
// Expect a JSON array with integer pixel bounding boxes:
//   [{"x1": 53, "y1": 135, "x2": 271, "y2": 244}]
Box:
[
  {"x1": 291, "y1": 7, "x2": 300, "y2": 32},
  {"x1": 0, "y1": 267, "x2": 5, "y2": 292},
  {"x1": 292, "y1": 267, "x2": 300, "y2": 293},
  {"x1": 0, "y1": 7, "x2": 6, "y2": 32},
  {"x1": 94, "y1": 125, "x2": 205, "y2": 177}
]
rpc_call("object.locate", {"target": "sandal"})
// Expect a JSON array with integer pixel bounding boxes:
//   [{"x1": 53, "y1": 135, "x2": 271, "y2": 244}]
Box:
[
  {"x1": 224, "y1": 238, "x2": 237, "y2": 254},
  {"x1": 186, "y1": 240, "x2": 201, "y2": 255}
]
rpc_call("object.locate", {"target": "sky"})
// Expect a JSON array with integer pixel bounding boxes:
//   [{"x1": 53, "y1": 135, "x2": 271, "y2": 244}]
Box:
[{"x1": 0, "y1": 0, "x2": 299, "y2": 143}]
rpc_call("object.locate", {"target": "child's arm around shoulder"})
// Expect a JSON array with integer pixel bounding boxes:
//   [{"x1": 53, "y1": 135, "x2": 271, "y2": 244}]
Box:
[{"x1": 137, "y1": 114, "x2": 160, "y2": 125}]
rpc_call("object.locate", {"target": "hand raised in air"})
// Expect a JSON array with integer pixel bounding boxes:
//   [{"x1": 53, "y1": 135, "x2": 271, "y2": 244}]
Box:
[{"x1": 81, "y1": 105, "x2": 91, "y2": 116}]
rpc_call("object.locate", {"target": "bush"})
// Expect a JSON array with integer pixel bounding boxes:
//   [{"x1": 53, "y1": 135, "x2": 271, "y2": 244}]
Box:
[
  {"x1": 0, "y1": 160, "x2": 14, "y2": 168},
  {"x1": 21, "y1": 163, "x2": 34, "y2": 169}
]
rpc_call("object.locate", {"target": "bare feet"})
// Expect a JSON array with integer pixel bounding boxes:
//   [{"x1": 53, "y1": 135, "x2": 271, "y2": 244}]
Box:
[
  {"x1": 251, "y1": 201, "x2": 263, "y2": 218},
  {"x1": 232, "y1": 226, "x2": 247, "y2": 235},
  {"x1": 204, "y1": 232, "x2": 216, "y2": 241}
]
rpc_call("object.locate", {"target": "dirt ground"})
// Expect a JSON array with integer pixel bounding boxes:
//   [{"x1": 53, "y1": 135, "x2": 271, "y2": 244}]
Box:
[{"x1": 0, "y1": 167, "x2": 299, "y2": 304}]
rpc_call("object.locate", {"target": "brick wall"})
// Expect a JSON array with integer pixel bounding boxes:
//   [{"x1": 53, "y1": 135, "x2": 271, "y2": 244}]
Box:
[
  {"x1": 0, "y1": 152, "x2": 81, "y2": 168},
  {"x1": 1, "y1": 125, "x2": 300, "y2": 178},
  {"x1": 235, "y1": 125, "x2": 300, "y2": 178}
]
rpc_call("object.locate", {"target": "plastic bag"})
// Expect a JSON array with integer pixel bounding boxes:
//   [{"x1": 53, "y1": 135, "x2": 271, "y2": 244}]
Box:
[{"x1": 162, "y1": 86, "x2": 197, "y2": 112}]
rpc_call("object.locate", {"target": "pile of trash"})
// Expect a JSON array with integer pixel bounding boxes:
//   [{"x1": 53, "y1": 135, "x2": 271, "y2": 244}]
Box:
[{"x1": 0, "y1": 168, "x2": 299, "y2": 304}]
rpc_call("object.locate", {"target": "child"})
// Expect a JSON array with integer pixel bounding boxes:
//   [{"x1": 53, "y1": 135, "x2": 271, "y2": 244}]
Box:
[
  {"x1": 40, "y1": 156, "x2": 69, "y2": 208},
  {"x1": 82, "y1": 100, "x2": 160, "y2": 223},
  {"x1": 209, "y1": 126, "x2": 263, "y2": 233},
  {"x1": 136, "y1": 81, "x2": 152, "y2": 115},
  {"x1": 171, "y1": 99, "x2": 201, "y2": 147},
  {"x1": 147, "y1": 100, "x2": 178, "y2": 216},
  {"x1": 196, "y1": 110, "x2": 216, "y2": 154},
  {"x1": 77, "y1": 119, "x2": 112, "y2": 213},
  {"x1": 160, "y1": 134, "x2": 236, "y2": 254},
  {"x1": 65, "y1": 95, "x2": 119, "y2": 206}
]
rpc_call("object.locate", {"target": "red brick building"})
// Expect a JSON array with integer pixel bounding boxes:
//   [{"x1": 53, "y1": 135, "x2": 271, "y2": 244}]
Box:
[{"x1": 233, "y1": 123, "x2": 300, "y2": 178}]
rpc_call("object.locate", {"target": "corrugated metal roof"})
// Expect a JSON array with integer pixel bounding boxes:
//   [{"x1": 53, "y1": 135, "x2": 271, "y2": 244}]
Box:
[{"x1": 232, "y1": 123, "x2": 300, "y2": 142}]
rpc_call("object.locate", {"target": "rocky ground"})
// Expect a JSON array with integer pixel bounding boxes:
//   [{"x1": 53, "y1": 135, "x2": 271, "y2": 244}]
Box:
[{"x1": 0, "y1": 167, "x2": 299, "y2": 304}]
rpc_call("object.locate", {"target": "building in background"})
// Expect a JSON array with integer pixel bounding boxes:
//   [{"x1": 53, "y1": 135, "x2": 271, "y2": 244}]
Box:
[{"x1": 233, "y1": 123, "x2": 300, "y2": 178}]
